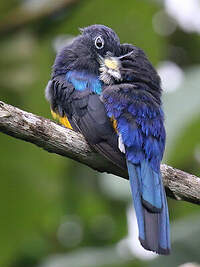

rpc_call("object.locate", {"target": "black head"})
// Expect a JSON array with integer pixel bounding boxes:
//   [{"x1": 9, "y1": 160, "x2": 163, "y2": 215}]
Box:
[
  {"x1": 80, "y1": 25, "x2": 120, "y2": 56},
  {"x1": 53, "y1": 24, "x2": 121, "y2": 77}
]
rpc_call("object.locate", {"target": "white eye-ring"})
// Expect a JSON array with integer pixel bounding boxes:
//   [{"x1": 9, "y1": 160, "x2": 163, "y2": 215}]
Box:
[{"x1": 94, "y1": 36, "x2": 104, "y2": 49}]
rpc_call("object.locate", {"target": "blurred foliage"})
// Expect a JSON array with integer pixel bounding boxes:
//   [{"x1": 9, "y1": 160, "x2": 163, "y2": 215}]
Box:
[{"x1": 0, "y1": 0, "x2": 200, "y2": 267}]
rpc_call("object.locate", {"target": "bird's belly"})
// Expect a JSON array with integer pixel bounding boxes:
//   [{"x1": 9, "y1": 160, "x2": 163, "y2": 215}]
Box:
[
  {"x1": 110, "y1": 116, "x2": 118, "y2": 133},
  {"x1": 51, "y1": 109, "x2": 73, "y2": 130}
]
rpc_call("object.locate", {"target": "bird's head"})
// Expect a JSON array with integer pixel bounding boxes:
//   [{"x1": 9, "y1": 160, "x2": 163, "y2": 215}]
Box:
[{"x1": 53, "y1": 24, "x2": 123, "y2": 83}]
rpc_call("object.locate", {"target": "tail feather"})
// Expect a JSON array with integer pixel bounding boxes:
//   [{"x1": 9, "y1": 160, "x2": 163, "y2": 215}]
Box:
[
  {"x1": 140, "y1": 160, "x2": 162, "y2": 212},
  {"x1": 127, "y1": 160, "x2": 170, "y2": 255}
]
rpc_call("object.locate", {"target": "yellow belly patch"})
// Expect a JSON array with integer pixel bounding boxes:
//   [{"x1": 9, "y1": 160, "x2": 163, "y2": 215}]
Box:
[
  {"x1": 110, "y1": 116, "x2": 118, "y2": 133},
  {"x1": 51, "y1": 110, "x2": 73, "y2": 130}
]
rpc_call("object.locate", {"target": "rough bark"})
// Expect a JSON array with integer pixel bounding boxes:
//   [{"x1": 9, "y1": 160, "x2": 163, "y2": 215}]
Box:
[{"x1": 0, "y1": 101, "x2": 200, "y2": 205}]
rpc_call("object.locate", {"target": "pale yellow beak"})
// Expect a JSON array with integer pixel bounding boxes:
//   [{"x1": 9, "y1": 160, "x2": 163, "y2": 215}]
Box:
[
  {"x1": 99, "y1": 55, "x2": 121, "y2": 84},
  {"x1": 104, "y1": 58, "x2": 119, "y2": 71}
]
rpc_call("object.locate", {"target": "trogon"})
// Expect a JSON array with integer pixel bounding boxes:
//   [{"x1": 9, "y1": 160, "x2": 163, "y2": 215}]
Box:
[{"x1": 45, "y1": 24, "x2": 170, "y2": 254}]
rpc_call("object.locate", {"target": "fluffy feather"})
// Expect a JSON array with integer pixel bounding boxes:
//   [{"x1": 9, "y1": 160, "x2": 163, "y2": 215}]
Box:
[{"x1": 45, "y1": 24, "x2": 171, "y2": 255}]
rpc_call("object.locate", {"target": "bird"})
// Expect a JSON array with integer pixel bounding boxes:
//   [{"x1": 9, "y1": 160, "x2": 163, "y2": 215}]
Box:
[{"x1": 45, "y1": 24, "x2": 170, "y2": 255}]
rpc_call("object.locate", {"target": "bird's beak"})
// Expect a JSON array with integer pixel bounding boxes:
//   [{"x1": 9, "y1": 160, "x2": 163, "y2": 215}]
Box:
[
  {"x1": 100, "y1": 49, "x2": 133, "y2": 71},
  {"x1": 104, "y1": 57, "x2": 120, "y2": 71},
  {"x1": 98, "y1": 50, "x2": 134, "y2": 84},
  {"x1": 98, "y1": 54, "x2": 121, "y2": 83}
]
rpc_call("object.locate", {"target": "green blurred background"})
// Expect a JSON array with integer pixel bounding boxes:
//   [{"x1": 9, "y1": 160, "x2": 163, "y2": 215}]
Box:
[{"x1": 0, "y1": 0, "x2": 200, "y2": 266}]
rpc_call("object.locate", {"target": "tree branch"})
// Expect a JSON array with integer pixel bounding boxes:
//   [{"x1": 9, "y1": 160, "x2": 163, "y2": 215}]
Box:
[
  {"x1": 0, "y1": 100, "x2": 200, "y2": 205},
  {"x1": 0, "y1": 0, "x2": 80, "y2": 34}
]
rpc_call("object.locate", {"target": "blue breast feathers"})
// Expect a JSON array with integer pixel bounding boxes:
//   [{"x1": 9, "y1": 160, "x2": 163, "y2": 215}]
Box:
[{"x1": 66, "y1": 70, "x2": 102, "y2": 95}]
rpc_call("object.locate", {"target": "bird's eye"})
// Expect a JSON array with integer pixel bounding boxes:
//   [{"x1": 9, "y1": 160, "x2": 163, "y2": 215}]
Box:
[{"x1": 95, "y1": 36, "x2": 104, "y2": 49}]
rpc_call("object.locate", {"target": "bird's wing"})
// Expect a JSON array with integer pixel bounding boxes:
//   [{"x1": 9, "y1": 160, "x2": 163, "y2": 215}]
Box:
[
  {"x1": 45, "y1": 74, "x2": 126, "y2": 170},
  {"x1": 45, "y1": 75, "x2": 75, "y2": 129},
  {"x1": 102, "y1": 82, "x2": 165, "y2": 175},
  {"x1": 102, "y1": 82, "x2": 170, "y2": 254}
]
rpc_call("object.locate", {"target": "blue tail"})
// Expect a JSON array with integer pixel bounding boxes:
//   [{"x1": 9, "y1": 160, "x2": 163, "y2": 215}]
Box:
[{"x1": 127, "y1": 160, "x2": 170, "y2": 255}]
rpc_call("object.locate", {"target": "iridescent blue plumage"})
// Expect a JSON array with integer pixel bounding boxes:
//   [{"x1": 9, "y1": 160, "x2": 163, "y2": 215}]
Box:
[
  {"x1": 66, "y1": 70, "x2": 102, "y2": 95},
  {"x1": 46, "y1": 24, "x2": 171, "y2": 255},
  {"x1": 102, "y1": 44, "x2": 170, "y2": 253}
]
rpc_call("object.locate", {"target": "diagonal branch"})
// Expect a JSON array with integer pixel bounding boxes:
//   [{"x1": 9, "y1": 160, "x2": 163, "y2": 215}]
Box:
[
  {"x1": 0, "y1": 0, "x2": 80, "y2": 34},
  {"x1": 0, "y1": 100, "x2": 200, "y2": 205}
]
